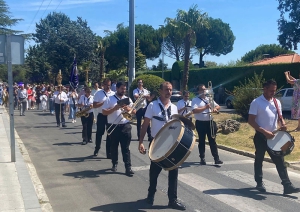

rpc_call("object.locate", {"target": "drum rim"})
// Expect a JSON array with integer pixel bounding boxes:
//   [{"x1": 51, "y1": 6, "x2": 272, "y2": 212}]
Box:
[
  {"x1": 164, "y1": 135, "x2": 196, "y2": 171},
  {"x1": 266, "y1": 130, "x2": 295, "y2": 156},
  {"x1": 149, "y1": 119, "x2": 185, "y2": 162}
]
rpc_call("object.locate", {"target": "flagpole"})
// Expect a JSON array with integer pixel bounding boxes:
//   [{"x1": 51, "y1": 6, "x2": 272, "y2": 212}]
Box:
[{"x1": 56, "y1": 69, "x2": 63, "y2": 127}]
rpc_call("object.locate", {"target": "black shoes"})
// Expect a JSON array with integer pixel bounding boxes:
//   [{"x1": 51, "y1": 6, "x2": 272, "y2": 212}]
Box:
[
  {"x1": 145, "y1": 194, "x2": 154, "y2": 205},
  {"x1": 283, "y1": 184, "x2": 300, "y2": 195},
  {"x1": 62, "y1": 124, "x2": 67, "y2": 127},
  {"x1": 81, "y1": 140, "x2": 87, "y2": 145},
  {"x1": 214, "y1": 159, "x2": 223, "y2": 165},
  {"x1": 93, "y1": 150, "x2": 98, "y2": 156},
  {"x1": 111, "y1": 164, "x2": 117, "y2": 172},
  {"x1": 56, "y1": 124, "x2": 60, "y2": 127},
  {"x1": 106, "y1": 153, "x2": 111, "y2": 159},
  {"x1": 125, "y1": 168, "x2": 134, "y2": 176},
  {"x1": 88, "y1": 139, "x2": 93, "y2": 143},
  {"x1": 256, "y1": 182, "x2": 266, "y2": 192},
  {"x1": 200, "y1": 158, "x2": 206, "y2": 165},
  {"x1": 168, "y1": 199, "x2": 186, "y2": 211}
]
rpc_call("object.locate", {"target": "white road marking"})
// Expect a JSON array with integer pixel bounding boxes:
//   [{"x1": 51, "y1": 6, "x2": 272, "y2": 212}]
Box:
[
  {"x1": 131, "y1": 165, "x2": 150, "y2": 171},
  {"x1": 179, "y1": 173, "x2": 279, "y2": 212},
  {"x1": 265, "y1": 167, "x2": 300, "y2": 181},
  {"x1": 218, "y1": 170, "x2": 300, "y2": 203}
]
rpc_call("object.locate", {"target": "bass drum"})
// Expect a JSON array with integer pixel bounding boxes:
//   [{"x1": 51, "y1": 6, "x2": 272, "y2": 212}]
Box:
[
  {"x1": 267, "y1": 131, "x2": 295, "y2": 156},
  {"x1": 149, "y1": 119, "x2": 196, "y2": 171}
]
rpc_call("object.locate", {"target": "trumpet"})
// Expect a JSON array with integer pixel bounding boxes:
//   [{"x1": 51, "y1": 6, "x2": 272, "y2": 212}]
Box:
[
  {"x1": 76, "y1": 106, "x2": 91, "y2": 118},
  {"x1": 107, "y1": 93, "x2": 148, "y2": 136}
]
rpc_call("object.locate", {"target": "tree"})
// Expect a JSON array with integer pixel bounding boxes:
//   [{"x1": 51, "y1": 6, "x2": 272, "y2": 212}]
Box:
[
  {"x1": 161, "y1": 23, "x2": 185, "y2": 61},
  {"x1": 0, "y1": 0, "x2": 23, "y2": 34},
  {"x1": 205, "y1": 61, "x2": 218, "y2": 68},
  {"x1": 241, "y1": 44, "x2": 294, "y2": 63},
  {"x1": 135, "y1": 39, "x2": 147, "y2": 72},
  {"x1": 194, "y1": 17, "x2": 235, "y2": 65},
  {"x1": 33, "y1": 12, "x2": 97, "y2": 81},
  {"x1": 166, "y1": 4, "x2": 208, "y2": 91},
  {"x1": 105, "y1": 24, "x2": 162, "y2": 70},
  {"x1": 95, "y1": 36, "x2": 109, "y2": 81},
  {"x1": 277, "y1": 0, "x2": 300, "y2": 50},
  {"x1": 151, "y1": 59, "x2": 168, "y2": 71}
]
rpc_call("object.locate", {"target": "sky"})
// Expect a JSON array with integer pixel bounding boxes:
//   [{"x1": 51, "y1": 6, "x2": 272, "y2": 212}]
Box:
[{"x1": 7, "y1": 0, "x2": 299, "y2": 68}]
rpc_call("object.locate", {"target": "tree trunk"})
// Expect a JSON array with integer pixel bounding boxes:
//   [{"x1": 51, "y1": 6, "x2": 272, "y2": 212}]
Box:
[
  {"x1": 175, "y1": 49, "x2": 180, "y2": 61},
  {"x1": 199, "y1": 52, "x2": 204, "y2": 67},
  {"x1": 100, "y1": 52, "x2": 105, "y2": 81},
  {"x1": 182, "y1": 34, "x2": 191, "y2": 91}
]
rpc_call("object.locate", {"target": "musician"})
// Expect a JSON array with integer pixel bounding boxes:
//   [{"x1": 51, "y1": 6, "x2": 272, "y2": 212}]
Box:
[
  {"x1": 93, "y1": 78, "x2": 115, "y2": 157},
  {"x1": 133, "y1": 79, "x2": 152, "y2": 141},
  {"x1": 191, "y1": 84, "x2": 223, "y2": 165},
  {"x1": 102, "y1": 82, "x2": 135, "y2": 176},
  {"x1": 77, "y1": 87, "x2": 94, "y2": 145},
  {"x1": 248, "y1": 79, "x2": 300, "y2": 194},
  {"x1": 53, "y1": 86, "x2": 68, "y2": 127},
  {"x1": 177, "y1": 90, "x2": 192, "y2": 119},
  {"x1": 139, "y1": 81, "x2": 186, "y2": 211}
]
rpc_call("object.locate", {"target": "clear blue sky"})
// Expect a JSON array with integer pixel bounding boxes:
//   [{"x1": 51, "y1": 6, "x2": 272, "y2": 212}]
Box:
[{"x1": 8, "y1": 0, "x2": 299, "y2": 68}]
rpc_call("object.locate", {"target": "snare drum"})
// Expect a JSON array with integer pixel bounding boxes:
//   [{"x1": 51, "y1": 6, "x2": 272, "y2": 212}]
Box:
[
  {"x1": 267, "y1": 131, "x2": 295, "y2": 156},
  {"x1": 149, "y1": 119, "x2": 196, "y2": 171}
]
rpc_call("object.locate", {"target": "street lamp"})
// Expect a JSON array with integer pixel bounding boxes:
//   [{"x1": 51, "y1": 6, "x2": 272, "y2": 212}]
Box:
[{"x1": 159, "y1": 25, "x2": 164, "y2": 79}]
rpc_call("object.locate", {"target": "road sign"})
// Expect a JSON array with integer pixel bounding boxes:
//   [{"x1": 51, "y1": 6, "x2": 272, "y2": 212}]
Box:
[{"x1": 0, "y1": 34, "x2": 24, "y2": 65}]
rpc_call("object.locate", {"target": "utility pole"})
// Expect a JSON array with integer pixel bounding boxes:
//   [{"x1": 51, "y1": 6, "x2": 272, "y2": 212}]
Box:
[
  {"x1": 128, "y1": 0, "x2": 135, "y2": 90},
  {"x1": 159, "y1": 25, "x2": 165, "y2": 79}
]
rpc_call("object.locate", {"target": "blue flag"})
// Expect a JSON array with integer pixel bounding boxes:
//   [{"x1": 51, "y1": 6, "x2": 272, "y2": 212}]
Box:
[{"x1": 69, "y1": 57, "x2": 79, "y2": 89}]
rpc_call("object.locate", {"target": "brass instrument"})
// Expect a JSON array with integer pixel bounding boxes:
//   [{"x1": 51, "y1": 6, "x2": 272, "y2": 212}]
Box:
[
  {"x1": 76, "y1": 106, "x2": 91, "y2": 118},
  {"x1": 206, "y1": 81, "x2": 217, "y2": 139},
  {"x1": 107, "y1": 93, "x2": 148, "y2": 136}
]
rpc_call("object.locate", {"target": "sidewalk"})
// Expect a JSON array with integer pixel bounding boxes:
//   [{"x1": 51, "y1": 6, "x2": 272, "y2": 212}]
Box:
[{"x1": 0, "y1": 106, "x2": 47, "y2": 212}]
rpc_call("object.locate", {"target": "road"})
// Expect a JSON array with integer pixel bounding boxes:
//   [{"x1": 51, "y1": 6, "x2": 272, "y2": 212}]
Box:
[{"x1": 14, "y1": 109, "x2": 300, "y2": 212}]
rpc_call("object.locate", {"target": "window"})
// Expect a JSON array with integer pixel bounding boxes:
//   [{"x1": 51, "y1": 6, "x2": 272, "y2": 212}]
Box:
[
  {"x1": 286, "y1": 89, "x2": 294, "y2": 97},
  {"x1": 276, "y1": 89, "x2": 286, "y2": 97}
]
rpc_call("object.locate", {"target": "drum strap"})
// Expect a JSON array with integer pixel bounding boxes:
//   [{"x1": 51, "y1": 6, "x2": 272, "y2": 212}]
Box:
[
  {"x1": 273, "y1": 98, "x2": 283, "y2": 125},
  {"x1": 153, "y1": 103, "x2": 171, "y2": 122}
]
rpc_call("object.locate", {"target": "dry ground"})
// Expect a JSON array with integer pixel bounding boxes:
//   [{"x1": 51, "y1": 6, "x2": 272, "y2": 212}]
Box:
[{"x1": 193, "y1": 112, "x2": 300, "y2": 162}]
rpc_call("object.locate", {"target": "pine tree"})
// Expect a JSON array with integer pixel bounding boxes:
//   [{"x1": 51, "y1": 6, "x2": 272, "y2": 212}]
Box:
[
  {"x1": 0, "y1": 0, "x2": 23, "y2": 34},
  {"x1": 135, "y1": 39, "x2": 147, "y2": 72}
]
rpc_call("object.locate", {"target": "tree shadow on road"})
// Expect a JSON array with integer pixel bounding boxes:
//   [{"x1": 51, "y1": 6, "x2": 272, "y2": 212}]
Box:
[
  {"x1": 63, "y1": 168, "x2": 127, "y2": 179},
  {"x1": 180, "y1": 161, "x2": 221, "y2": 169},
  {"x1": 53, "y1": 142, "x2": 82, "y2": 146},
  {"x1": 90, "y1": 199, "x2": 169, "y2": 212},
  {"x1": 58, "y1": 155, "x2": 105, "y2": 163},
  {"x1": 203, "y1": 187, "x2": 297, "y2": 200}
]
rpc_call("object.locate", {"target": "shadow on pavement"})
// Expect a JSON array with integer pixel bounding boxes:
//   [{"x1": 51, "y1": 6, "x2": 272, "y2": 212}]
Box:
[
  {"x1": 179, "y1": 161, "x2": 221, "y2": 169},
  {"x1": 63, "y1": 168, "x2": 127, "y2": 179},
  {"x1": 90, "y1": 199, "x2": 169, "y2": 212},
  {"x1": 58, "y1": 155, "x2": 105, "y2": 163}
]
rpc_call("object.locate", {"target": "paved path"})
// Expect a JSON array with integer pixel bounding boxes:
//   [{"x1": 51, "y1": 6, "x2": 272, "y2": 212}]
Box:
[{"x1": 11, "y1": 108, "x2": 300, "y2": 212}]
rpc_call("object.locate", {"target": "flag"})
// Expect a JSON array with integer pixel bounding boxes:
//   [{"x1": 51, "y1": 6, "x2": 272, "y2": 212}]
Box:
[{"x1": 69, "y1": 57, "x2": 79, "y2": 89}]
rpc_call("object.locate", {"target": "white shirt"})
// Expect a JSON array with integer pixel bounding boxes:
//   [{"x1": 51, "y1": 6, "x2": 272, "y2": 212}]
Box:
[
  {"x1": 177, "y1": 99, "x2": 192, "y2": 116},
  {"x1": 133, "y1": 88, "x2": 150, "y2": 109},
  {"x1": 18, "y1": 89, "x2": 28, "y2": 99},
  {"x1": 93, "y1": 89, "x2": 115, "y2": 115},
  {"x1": 111, "y1": 83, "x2": 116, "y2": 92},
  {"x1": 78, "y1": 95, "x2": 94, "y2": 113},
  {"x1": 192, "y1": 96, "x2": 219, "y2": 121},
  {"x1": 53, "y1": 91, "x2": 68, "y2": 104},
  {"x1": 145, "y1": 98, "x2": 178, "y2": 137},
  {"x1": 249, "y1": 95, "x2": 282, "y2": 132},
  {"x1": 68, "y1": 92, "x2": 78, "y2": 105},
  {"x1": 102, "y1": 94, "x2": 133, "y2": 124},
  {"x1": 40, "y1": 95, "x2": 48, "y2": 102},
  {"x1": 91, "y1": 88, "x2": 100, "y2": 96}
]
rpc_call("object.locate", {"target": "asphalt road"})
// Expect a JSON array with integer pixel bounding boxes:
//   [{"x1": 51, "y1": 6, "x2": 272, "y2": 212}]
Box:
[{"x1": 14, "y1": 109, "x2": 300, "y2": 212}]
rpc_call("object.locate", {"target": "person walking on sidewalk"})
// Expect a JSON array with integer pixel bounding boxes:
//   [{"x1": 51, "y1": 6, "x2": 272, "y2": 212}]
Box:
[
  {"x1": 248, "y1": 79, "x2": 300, "y2": 195},
  {"x1": 18, "y1": 84, "x2": 28, "y2": 116}
]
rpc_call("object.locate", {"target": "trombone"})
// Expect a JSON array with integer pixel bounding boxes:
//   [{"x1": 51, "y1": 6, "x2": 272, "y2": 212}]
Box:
[
  {"x1": 206, "y1": 81, "x2": 218, "y2": 139},
  {"x1": 107, "y1": 93, "x2": 148, "y2": 136}
]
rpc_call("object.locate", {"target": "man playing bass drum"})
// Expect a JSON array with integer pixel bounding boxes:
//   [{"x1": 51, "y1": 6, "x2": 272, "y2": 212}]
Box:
[
  {"x1": 191, "y1": 84, "x2": 223, "y2": 165},
  {"x1": 139, "y1": 81, "x2": 186, "y2": 211},
  {"x1": 248, "y1": 79, "x2": 300, "y2": 194}
]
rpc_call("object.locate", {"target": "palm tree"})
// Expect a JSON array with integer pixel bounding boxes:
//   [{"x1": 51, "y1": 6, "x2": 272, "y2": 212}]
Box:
[
  {"x1": 95, "y1": 36, "x2": 110, "y2": 82},
  {"x1": 166, "y1": 4, "x2": 208, "y2": 91}
]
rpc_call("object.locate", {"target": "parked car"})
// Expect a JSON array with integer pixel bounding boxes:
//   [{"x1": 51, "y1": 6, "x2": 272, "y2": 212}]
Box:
[
  {"x1": 225, "y1": 95, "x2": 234, "y2": 109},
  {"x1": 171, "y1": 89, "x2": 182, "y2": 102},
  {"x1": 276, "y1": 88, "x2": 294, "y2": 111}
]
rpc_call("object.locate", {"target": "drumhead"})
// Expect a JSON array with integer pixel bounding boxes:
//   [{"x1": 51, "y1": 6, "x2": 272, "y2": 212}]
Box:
[
  {"x1": 267, "y1": 131, "x2": 292, "y2": 151},
  {"x1": 149, "y1": 119, "x2": 184, "y2": 161}
]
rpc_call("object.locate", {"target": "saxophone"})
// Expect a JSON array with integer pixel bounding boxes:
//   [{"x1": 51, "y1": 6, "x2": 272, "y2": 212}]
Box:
[{"x1": 76, "y1": 106, "x2": 91, "y2": 118}]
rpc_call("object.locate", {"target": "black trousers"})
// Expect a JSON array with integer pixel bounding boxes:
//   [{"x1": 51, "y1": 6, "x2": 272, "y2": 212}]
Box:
[
  {"x1": 254, "y1": 131, "x2": 291, "y2": 185},
  {"x1": 81, "y1": 112, "x2": 94, "y2": 142},
  {"x1": 136, "y1": 108, "x2": 151, "y2": 140},
  {"x1": 95, "y1": 113, "x2": 111, "y2": 157},
  {"x1": 195, "y1": 120, "x2": 220, "y2": 160},
  {"x1": 108, "y1": 123, "x2": 132, "y2": 168},
  {"x1": 148, "y1": 161, "x2": 178, "y2": 202},
  {"x1": 55, "y1": 103, "x2": 65, "y2": 125}
]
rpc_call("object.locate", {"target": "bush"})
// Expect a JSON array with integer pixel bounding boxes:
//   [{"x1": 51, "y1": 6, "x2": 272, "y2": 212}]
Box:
[
  {"x1": 129, "y1": 74, "x2": 165, "y2": 100},
  {"x1": 232, "y1": 72, "x2": 265, "y2": 121}
]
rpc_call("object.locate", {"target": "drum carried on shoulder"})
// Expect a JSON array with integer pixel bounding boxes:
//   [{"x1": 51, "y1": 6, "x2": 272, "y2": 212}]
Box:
[
  {"x1": 267, "y1": 131, "x2": 295, "y2": 156},
  {"x1": 149, "y1": 116, "x2": 196, "y2": 171}
]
